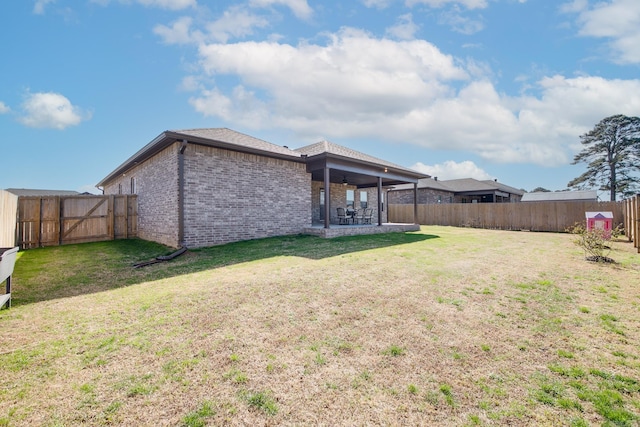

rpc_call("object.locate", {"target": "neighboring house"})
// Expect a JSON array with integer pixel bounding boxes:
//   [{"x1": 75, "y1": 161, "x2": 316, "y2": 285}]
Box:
[
  {"x1": 388, "y1": 177, "x2": 524, "y2": 205},
  {"x1": 5, "y1": 189, "x2": 81, "y2": 197},
  {"x1": 97, "y1": 128, "x2": 426, "y2": 248},
  {"x1": 521, "y1": 190, "x2": 598, "y2": 202}
]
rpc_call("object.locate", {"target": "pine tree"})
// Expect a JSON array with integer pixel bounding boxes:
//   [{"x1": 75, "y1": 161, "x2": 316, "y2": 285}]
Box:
[{"x1": 568, "y1": 114, "x2": 640, "y2": 201}]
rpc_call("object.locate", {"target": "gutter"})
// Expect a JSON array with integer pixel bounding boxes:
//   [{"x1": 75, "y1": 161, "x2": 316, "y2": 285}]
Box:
[{"x1": 178, "y1": 139, "x2": 188, "y2": 247}]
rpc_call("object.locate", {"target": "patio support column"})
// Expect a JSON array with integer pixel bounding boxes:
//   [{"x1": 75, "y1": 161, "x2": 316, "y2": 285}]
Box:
[
  {"x1": 377, "y1": 176, "x2": 383, "y2": 226},
  {"x1": 414, "y1": 182, "x2": 418, "y2": 225},
  {"x1": 324, "y1": 166, "x2": 331, "y2": 229}
]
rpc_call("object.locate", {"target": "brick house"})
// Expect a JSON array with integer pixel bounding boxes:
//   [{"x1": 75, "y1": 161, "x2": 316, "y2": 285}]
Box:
[
  {"x1": 97, "y1": 128, "x2": 426, "y2": 248},
  {"x1": 388, "y1": 177, "x2": 524, "y2": 205}
]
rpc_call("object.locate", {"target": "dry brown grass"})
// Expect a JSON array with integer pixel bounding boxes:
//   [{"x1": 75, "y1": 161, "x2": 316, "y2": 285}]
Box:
[{"x1": 1, "y1": 226, "x2": 639, "y2": 426}]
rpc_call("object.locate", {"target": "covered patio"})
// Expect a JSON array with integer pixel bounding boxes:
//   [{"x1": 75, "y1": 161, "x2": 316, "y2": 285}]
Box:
[{"x1": 295, "y1": 140, "x2": 427, "y2": 237}]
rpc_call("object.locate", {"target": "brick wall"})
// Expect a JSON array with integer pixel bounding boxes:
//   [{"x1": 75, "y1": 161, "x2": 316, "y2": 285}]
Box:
[
  {"x1": 103, "y1": 143, "x2": 180, "y2": 247},
  {"x1": 388, "y1": 188, "x2": 454, "y2": 205},
  {"x1": 182, "y1": 144, "x2": 311, "y2": 248}
]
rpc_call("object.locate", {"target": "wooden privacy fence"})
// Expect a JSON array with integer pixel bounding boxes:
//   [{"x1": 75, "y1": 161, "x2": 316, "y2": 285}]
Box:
[
  {"x1": 624, "y1": 195, "x2": 640, "y2": 253},
  {"x1": 17, "y1": 195, "x2": 137, "y2": 249},
  {"x1": 389, "y1": 201, "x2": 624, "y2": 233}
]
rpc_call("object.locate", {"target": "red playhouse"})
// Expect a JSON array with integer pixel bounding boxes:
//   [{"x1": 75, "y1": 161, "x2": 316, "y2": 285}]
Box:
[{"x1": 585, "y1": 211, "x2": 614, "y2": 239}]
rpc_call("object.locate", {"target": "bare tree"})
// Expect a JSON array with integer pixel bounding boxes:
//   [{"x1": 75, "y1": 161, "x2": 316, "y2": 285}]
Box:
[{"x1": 568, "y1": 114, "x2": 640, "y2": 201}]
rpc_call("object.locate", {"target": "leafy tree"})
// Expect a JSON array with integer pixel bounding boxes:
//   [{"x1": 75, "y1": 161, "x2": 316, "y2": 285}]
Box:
[
  {"x1": 531, "y1": 187, "x2": 551, "y2": 192},
  {"x1": 568, "y1": 114, "x2": 640, "y2": 201}
]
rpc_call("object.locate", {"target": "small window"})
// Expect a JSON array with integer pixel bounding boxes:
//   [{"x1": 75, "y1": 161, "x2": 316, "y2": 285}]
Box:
[
  {"x1": 118, "y1": 183, "x2": 122, "y2": 195},
  {"x1": 360, "y1": 191, "x2": 368, "y2": 208},
  {"x1": 130, "y1": 177, "x2": 136, "y2": 194},
  {"x1": 346, "y1": 189, "x2": 354, "y2": 208}
]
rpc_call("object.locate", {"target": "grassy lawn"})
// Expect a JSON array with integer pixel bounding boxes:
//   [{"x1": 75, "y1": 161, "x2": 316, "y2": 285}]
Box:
[{"x1": 1, "y1": 226, "x2": 639, "y2": 426}]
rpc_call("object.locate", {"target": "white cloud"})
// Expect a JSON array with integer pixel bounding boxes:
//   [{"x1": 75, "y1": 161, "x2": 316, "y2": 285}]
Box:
[
  {"x1": 411, "y1": 160, "x2": 493, "y2": 180},
  {"x1": 386, "y1": 13, "x2": 419, "y2": 40},
  {"x1": 406, "y1": 0, "x2": 488, "y2": 10},
  {"x1": 91, "y1": 0, "x2": 195, "y2": 10},
  {"x1": 19, "y1": 92, "x2": 90, "y2": 130},
  {"x1": 206, "y1": 6, "x2": 270, "y2": 43},
  {"x1": 564, "y1": 0, "x2": 640, "y2": 64},
  {"x1": 33, "y1": 0, "x2": 55, "y2": 14},
  {"x1": 438, "y1": 7, "x2": 484, "y2": 34},
  {"x1": 0, "y1": 102, "x2": 10, "y2": 114},
  {"x1": 249, "y1": 0, "x2": 313, "y2": 20},
  {"x1": 186, "y1": 28, "x2": 640, "y2": 167},
  {"x1": 362, "y1": 0, "x2": 394, "y2": 8},
  {"x1": 155, "y1": 7, "x2": 270, "y2": 45},
  {"x1": 154, "y1": 16, "x2": 202, "y2": 45},
  {"x1": 559, "y1": 0, "x2": 588, "y2": 14}
]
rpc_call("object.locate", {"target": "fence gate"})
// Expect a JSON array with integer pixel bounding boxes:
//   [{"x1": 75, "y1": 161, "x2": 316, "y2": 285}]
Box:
[{"x1": 17, "y1": 195, "x2": 137, "y2": 249}]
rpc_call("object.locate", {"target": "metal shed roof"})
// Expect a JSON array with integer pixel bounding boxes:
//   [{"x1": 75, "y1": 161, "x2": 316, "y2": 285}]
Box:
[{"x1": 521, "y1": 190, "x2": 598, "y2": 202}]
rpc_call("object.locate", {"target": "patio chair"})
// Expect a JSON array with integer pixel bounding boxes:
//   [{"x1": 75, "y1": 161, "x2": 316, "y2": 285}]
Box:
[
  {"x1": 353, "y1": 208, "x2": 363, "y2": 224},
  {"x1": 337, "y1": 207, "x2": 350, "y2": 224},
  {"x1": 362, "y1": 208, "x2": 373, "y2": 224}
]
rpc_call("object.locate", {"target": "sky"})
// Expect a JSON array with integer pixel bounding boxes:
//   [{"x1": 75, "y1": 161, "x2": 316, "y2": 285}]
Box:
[{"x1": 1, "y1": 0, "x2": 639, "y2": 197}]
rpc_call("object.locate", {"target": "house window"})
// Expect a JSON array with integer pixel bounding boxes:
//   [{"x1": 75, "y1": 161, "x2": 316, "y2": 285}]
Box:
[
  {"x1": 319, "y1": 189, "x2": 325, "y2": 220},
  {"x1": 118, "y1": 184, "x2": 122, "y2": 195},
  {"x1": 130, "y1": 177, "x2": 136, "y2": 194},
  {"x1": 360, "y1": 191, "x2": 368, "y2": 208},
  {"x1": 437, "y1": 195, "x2": 442, "y2": 203},
  {"x1": 346, "y1": 189, "x2": 354, "y2": 208},
  {"x1": 381, "y1": 192, "x2": 384, "y2": 211}
]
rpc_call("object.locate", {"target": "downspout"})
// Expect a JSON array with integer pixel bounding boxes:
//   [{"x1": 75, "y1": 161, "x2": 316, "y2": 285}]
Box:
[{"x1": 178, "y1": 139, "x2": 188, "y2": 247}]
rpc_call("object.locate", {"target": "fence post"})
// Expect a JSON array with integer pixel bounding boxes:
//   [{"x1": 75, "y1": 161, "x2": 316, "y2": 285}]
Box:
[
  {"x1": 632, "y1": 194, "x2": 640, "y2": 253},
  {"x1": 108, "y1": 195, "x2": 115, "y2": 241}
]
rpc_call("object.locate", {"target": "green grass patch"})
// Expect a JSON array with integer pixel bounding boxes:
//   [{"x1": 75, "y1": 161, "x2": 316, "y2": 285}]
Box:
[
  {"x1": 242, "y1": 390, "x2": 278, "y2": 415},
  {"x1": 182, "y1": 401, "x2": 215, "y2": 427}
]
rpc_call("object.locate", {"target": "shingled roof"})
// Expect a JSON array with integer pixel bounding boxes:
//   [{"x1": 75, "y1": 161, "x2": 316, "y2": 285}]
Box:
[
  {"x1": 295, "y1": 140, "x2": 421, "y2": 175},
  {"x1": 175, "y1": 128, "x2": 300, "y2": 159},
  {"x1": 97, "y1": 128, "x2": 426, "y2": 188}
]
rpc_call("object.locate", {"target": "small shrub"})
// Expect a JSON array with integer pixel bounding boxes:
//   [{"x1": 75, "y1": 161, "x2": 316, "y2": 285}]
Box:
[{"x1": 566, "y1": 222, "x2": 621, "y2": 263}]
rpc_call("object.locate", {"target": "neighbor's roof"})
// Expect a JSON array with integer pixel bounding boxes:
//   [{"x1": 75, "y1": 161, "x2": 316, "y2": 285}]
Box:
[
  {"x1": 521, "y1": 190, "x2": 598, "y2": 202},
  {"x1": 480, "y1": 180, "x2": 525, "y2": 196},
  {"x1": 295, "y1": 140, "x2": 425, "y2": 177},
  {"x1": 391, "y1": 177, "x2": 524, "y2": 195},
  {"x1": 5, "y1": 188, "x2": 80, "y2": 197},
  {"x1": 97, "y1": 128, "x2": 302, "y2": 187}
]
